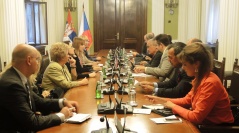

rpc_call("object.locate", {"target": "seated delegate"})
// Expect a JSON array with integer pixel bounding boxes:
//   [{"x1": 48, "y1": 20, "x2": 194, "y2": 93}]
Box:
[
  {"x1": 140, "y1": 42, "x2": 193, "y2": 98},
  {"x1": 66, "y1": 45, "x2": 96, "y2": 79},
  {"x1": 145, "y1": 43, "x2": 234, "y2": 124},
  {"x1": 138, "y1": 39, "x2": 162, "y2": 67},
  {"x1": 0, "y1": 44, "x2": 79, "y2": 132},
  {"x1": 73, "y1": 37, "x2": 101, "y2": 71},
  {"x1": 134, "y1": 34, "x2": 174, "y2": 81},
  {"x1": 42, "y1": 42, "x2": 88, "y2": 92}
]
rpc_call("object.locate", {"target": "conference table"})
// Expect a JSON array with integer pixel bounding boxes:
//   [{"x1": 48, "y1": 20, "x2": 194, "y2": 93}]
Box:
[{"x1": 38, "y1": 49, "x2": 200, "y2": 133}]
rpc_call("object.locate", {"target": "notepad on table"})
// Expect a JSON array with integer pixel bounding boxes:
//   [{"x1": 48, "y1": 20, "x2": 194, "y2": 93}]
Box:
[
  {"x1": 133, "y1": 108, "x2": 151, "y2": 114},
  {"x1": 150, "y1": 115, "x2": 182, "y2": 124},
  {"x1": 66, "y1": 113, "x2": 91, "y2": 123},
  {"x1": 142, "y1": 104, "x2": 164, "y2": 110}
]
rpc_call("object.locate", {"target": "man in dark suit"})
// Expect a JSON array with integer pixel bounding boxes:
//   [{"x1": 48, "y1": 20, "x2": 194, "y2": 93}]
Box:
[
  {"x1": 0, "y1": 44, "x2": 79, "y2": 132},
  {"x1": 140, "y1": 42, "x2": 193, "y2": 98},
  {"x1": 139, "y1": 39, "x2": 162, "y2": 67}
]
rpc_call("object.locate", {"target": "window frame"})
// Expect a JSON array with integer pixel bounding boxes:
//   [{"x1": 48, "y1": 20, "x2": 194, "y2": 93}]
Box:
[{"x1": 25, "y1": 1, "x2": 48, "y2": 46}]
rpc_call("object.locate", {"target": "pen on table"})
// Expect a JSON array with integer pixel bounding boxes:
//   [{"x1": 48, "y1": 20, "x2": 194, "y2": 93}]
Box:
[{"x1": 69, "y1": 107, "x2": 75, "y2": 111}]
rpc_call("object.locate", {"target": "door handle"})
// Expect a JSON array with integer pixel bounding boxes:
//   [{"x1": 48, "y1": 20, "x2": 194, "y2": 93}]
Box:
[{"x1": 115, "y1": 32, "x2": 119, "y2": 40}]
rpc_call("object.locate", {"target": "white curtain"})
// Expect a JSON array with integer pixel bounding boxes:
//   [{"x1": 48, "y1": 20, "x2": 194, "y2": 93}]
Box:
[
  {"x1": 39, "y1": 4, "x2": 47, "y2": 44},
  {"x1": 205, "y1": 0, "x2": 220, "y2": 44},
  {"x1": 151, "y1": 0, "x2": 164, "y2": 35},
  {"x1": 44, "y1": 0, "x2": 65, "y2": 46},
  {"x1": 177, "y1": 0, "x2": 201, "y2": 43},
  {"x1": 218, "y1": 0, "x2": 239, "y2": 71},
  {"x1": 0, "y1": 0, "x2": 26, "y2": 68}
]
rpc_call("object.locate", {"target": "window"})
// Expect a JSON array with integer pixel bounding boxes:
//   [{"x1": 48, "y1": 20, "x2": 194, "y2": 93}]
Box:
[{"x1": 25, "y1": 1, "x2": 48, "y2": 46}]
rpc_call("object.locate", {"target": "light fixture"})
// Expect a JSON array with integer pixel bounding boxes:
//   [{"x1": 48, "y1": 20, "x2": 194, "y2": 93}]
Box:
[
  {"x1": 165, "y1": 0, "x2": 179, "y2": 8},
  {"x1": 64, "y1": 0, "x2": 77, "y2": 12}
]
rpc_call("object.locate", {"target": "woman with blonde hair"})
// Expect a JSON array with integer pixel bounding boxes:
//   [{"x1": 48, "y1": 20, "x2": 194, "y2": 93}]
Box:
[
  {"x1": 66, "y1": 38, "x2": 96, "y2": 79},
  {"x1": 80, "y1": 35, "x2": 101, "y2": 61},
  {"x1": 72, "y1": 37, "x2": 101, "y2": 71},
  {"x1": 42, "y1": 42, "x2": 88, "y2": 92}
]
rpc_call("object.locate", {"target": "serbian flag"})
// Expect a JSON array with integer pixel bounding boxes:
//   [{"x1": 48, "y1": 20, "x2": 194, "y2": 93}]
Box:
[
  {"x1": 79, "y1": 10, "x2": 93, "y2": 49},
  {"x1": 63, "y1": 9, "x2": 77, "y2": 42}
]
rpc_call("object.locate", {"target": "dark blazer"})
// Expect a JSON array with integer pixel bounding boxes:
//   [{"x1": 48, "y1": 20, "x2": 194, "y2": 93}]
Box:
[
  {"x1": 0, "y1": 67, "x2": 62, "y2": 132},
  {"x1": 66, "y1": 53, "x2": 92, "y2": 79},
  {"x1": 141, "y1": 42, "x2": 147, "y2": 55},
  {"x1": 155, "y1": 68, "x2": 193, "y2": 98},
  {"x1": 145, "y1": 51, "x2": 162, "y2": 67},
  {"x1": 84, "y1": 49, "x2": 97, "y2": 61}
]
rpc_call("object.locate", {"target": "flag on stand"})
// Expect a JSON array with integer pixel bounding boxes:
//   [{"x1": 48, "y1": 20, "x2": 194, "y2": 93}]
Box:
[
  {"x1": 63, "y1": 9, "x2": 77, "y2": 43},
  {"x1": 79, "y1": 9, "x2": 93, "y2": 49}
]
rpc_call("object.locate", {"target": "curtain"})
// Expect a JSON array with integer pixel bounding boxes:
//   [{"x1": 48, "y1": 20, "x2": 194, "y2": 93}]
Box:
[
  {"x1": 0, "y1": 0, "x2": 26, "y2": 67},
  {"x1": 218, "y1": 0, "x2": 239, "y2": 71},
  {"x1": 206, "y1": 0, "x2": 220, "y2": 44},
  {"x1": 44, "y1": 0, "x2": 64, "y2": 46},
  {"x1": 177, "y1": 0, "x2": 201, "y2": 43},
  {"x1": 151, "y1": 0, "x2": 164, "y2": 35},
  {"x1": 39, "y1": 4, "x2": 47, "y2": 44}
]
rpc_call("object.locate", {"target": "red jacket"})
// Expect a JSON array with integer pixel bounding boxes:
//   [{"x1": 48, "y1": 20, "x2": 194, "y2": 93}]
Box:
[{"x1": 169, "y1": 72, "x2": 234, "y2": 124}]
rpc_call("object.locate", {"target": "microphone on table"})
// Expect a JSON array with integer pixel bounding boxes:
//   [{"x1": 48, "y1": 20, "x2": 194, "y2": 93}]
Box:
[
  {"x1": 91, "y1": 115, "x2": 113, "y2": 133},
  {"x1": 100, "y1": 115, "x2": 110, "y2": 131}
]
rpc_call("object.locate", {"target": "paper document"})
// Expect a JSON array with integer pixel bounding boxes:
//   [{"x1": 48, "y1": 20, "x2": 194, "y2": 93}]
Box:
[
  {"x1": 132, "y1": 73, "x2": 152, "y2": 77},
  {"x1": 142, "y1": 104, "x2": 164, "y2": 110},
  {"x1": 133, "y1": 108, "x2": 151, "y2": 114},
  {"x1": 150, "y1": 115, "x2": 182, "y2": 124},
  {"x1": 98, "y1": 64, "x2": 103, "y2": 67},
  {"x1": 66, "y1": 113, "x2": 91, "y2": 123}
]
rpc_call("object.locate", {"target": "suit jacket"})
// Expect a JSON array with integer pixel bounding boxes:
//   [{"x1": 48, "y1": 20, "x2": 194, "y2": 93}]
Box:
[
  {"x1": 141, "y1": 42, "x2": 147, "y2": 55},
  {"x1": 42, "y1": 62, "x2": 80, "y2": 91},
  {"x1": 156, "y1": 68, "x2": 194, "y2": 98},
  {"x1": 84, "y1": 49, "x2": 97, "y2": 61},
  {"x1": 66, "y1": 54, "x2": 92, "y2": 79},
  {"x1": 145, "y1": 48, "x2": 174, "y2": 81},
  {"x1": 145, "y1": 51, "x2": 162, "y2": 67},
  {"x1": 0, "y1": 67, "x2": 62, "y2": 132}
]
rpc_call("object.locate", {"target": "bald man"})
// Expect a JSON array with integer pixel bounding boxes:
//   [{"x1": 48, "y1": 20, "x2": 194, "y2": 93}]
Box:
[{"x1": 0, "y1": 44, "x2": 79, "y2": 132}]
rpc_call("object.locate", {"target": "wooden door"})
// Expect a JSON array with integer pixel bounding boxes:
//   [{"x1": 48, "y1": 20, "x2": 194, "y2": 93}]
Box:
[{"x1": 94, "y1": 0, "x2": 147, "y2": 52}]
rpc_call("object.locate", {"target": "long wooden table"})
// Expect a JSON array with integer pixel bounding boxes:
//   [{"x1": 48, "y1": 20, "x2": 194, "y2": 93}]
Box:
[{"x1": 38, "y1": 49, "x2": 200, "y2": 133}]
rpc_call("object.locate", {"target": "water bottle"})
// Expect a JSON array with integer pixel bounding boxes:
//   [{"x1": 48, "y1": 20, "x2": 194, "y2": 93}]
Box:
[
  {"x1": 100, "y1": 71, "x2": 103, "y2": 83},
  {"x1": 102, "y1": 66, "x2": 107, "y2": 80},
  {"x1": 96, "y1": 81, "x2": 102, "y2": 99},
  {"x1": 128, "y1": 89, "x2": 137, "y2": 106},
  {"x1": 128, "y1": 70, "x2": 132, "y2": 78}
]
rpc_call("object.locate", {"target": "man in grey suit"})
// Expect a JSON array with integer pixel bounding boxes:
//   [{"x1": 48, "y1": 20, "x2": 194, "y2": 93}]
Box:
[
  {"x1": 134, "y1": 34, "x2": 174, "y2": 81},
  {"x1": 0, "y1": 44, "x2": 79, "y2": 132}
]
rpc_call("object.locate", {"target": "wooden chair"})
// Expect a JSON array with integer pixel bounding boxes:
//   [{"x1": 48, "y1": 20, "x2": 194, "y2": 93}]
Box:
[
  {"x1": 213, "y1": 57, "x2": 226, "y2": 83},
  {"x1": 228, "y1": 63, "x2": 239, "y2": 104},
  {"x1": 35, "y1": 55, "x2": 50, "y2": 94},
  {"x1": 224, "y1": 58, "x2": 238, "y2": 90},
  {"x1": 198, "y1": 63, "x2": 239, "y2": 133}
]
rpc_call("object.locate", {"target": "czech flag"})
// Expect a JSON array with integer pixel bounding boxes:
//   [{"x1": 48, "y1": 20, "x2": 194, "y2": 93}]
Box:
[
  {"x1": 79, "y1": 10, "x2": 93, "y2": 49},
  {"x1": 63, "y1": 9, "x2": 77, "y2": 42}
]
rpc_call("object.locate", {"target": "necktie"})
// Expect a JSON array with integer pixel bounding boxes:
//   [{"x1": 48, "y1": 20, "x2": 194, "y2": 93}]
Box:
[
  {"x1": 25, "y1": 83, "x2": 32, "y2": 110},
  {"x1": 177, "y1": 70, "x2": 181, "y2": 83}
]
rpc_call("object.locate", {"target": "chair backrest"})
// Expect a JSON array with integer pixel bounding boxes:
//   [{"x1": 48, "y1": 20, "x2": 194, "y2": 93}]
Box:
[
  {"x1": 233, "y1": 58, "x2": 238, "y2": 70},
  {"x1": 36, "y1": 55, "x2": 50, "y2": 84},
  {"x1": 213, "y1": 57, "x2": 226, "y2": 83},
  {"x1": 229, "y1": 63, "x2": 239, "y2": 103}
]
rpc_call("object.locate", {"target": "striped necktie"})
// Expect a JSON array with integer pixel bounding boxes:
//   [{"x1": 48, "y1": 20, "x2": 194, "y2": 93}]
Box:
[{"x1": 25, "y1": 83, "x2": 32, "y2": 110}]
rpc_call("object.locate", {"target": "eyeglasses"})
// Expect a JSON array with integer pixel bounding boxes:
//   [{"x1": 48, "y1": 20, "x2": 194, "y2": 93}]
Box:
[{"x1": 30, "y1": 56, "x2": 41, "y2": 64}]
